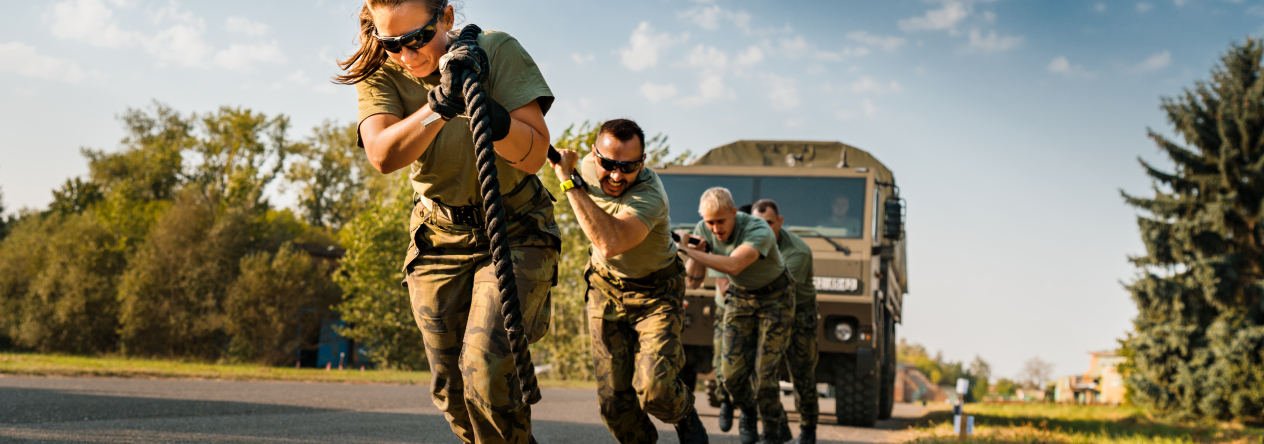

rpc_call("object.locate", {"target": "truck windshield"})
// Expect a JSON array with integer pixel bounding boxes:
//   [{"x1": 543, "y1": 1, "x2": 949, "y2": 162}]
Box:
[{"x1": 660, "y1": 175, "x2": 867, "y2": 238}]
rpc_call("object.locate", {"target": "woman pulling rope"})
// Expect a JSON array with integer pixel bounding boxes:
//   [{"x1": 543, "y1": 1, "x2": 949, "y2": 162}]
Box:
[{"x1": 336, "y1": 1, "x2": 560, "y2": 442}]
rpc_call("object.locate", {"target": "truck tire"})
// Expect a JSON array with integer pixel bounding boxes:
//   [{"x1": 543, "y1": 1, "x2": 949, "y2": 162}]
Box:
[
  {"x1": 835, "y1": 354, "x2": 878, "y2": 427},
  {"x1": 878, "y1": 317, "x2": 896, "y2": 420}
]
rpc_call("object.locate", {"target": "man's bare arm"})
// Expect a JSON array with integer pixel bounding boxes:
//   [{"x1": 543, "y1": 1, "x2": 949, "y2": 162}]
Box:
[
  {"x1": 680, "y1": 244, "x2": 760, "y2": 277},
  {"x1": 567, "y1": 188, "x2": 650, "y2": 258}
]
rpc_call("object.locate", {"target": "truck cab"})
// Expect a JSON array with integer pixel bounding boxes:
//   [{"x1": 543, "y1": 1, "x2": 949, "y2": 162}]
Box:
[{"x1": 658, "y1": 140, "x2": 907, "y2": 426}]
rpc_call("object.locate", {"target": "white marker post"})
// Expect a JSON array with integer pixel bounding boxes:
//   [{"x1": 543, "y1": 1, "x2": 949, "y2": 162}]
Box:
[{"x1": 953, "y1": 378, "x2": 974, "y2": 440}]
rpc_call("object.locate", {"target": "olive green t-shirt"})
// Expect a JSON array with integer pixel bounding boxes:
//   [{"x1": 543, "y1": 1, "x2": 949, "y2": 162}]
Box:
[
  {"x1": 579, "y1": 153, "x2": 677, "y2": 279},
  {"x1": 693, "y1": 212, "x2": 784, "y2": 290},
  {"x1": 356, "y1": 30, "x2": 554, "y2": 207},
  {"x1": 778, "y1": 228, "x2": 816, "y2": 305}
]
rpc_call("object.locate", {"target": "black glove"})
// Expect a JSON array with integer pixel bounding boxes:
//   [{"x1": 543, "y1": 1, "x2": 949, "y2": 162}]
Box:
[
  {"x1": 427, "y1": 53, "x2": 465, "y2": 120},
  {"x1": 427, "y1": 85, "x2": 463, "y2": 121},
  {"x1": 445, "y1": 41, "x2": 490, "y2": 79}
]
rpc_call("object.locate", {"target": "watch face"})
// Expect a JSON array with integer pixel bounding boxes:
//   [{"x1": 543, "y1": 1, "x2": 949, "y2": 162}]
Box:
[{"x1": 570, "y1": 174, "x2": 586, "y2": 189}]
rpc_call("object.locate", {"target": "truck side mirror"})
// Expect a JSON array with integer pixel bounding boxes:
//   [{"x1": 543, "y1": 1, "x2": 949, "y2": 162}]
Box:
[{"x1": 883, "y1": 199, "x2": 904, "y2": 241}]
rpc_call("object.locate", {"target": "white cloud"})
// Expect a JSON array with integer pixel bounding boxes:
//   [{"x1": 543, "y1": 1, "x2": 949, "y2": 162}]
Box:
[
  {"x1": 677, "y1": 73, "x2": 733, "y2": 107},
  {"x1": 225, "y1": 16, "x2": 269, "y2": 37},
  {"x1": 1094, "y1": 3, "x2": 1107, "y2": 13},
  {"x1": 679, "y1": 3, "x2": 753, "y2": 33},
  {"x1": 764, "y1": 74, "x2": 800, "y2": 109},
  {"x1": 620, "y1": 22, "x2": 685, "y2": 71},
  {"x1": 1173, "y1": 0, "x2": 1187, "y2": 6},
  {"x1": 684, "y1": 44, "x2": 729, "y2": 70},
  {"x1": 640, "y1": 82, "x2": 678, "y2": 103},
  {"x1": 1136, "y1": 2, "x2": 1153, "y2": 12},
  {"x1": 680, "y1": 4, "x2": 723, "y2": 30},
  {"x1": 846, "y1": 31, "x2": 906, "y2": 52},
  {"x1": 735, "y1": 46, "x2": 763, "y2": 66},
  {"x1": 214, "y1": 42, "x2": 284, "y2": 73},
  {"x1": 862, "y1": 99, "x2": 878, "y2": 116},
  {"x1": 851, "y1": 76, "x2": 903, "y2": 95},
  {"x1": 144, "y1": 23, "x2": 214, "y2": 68},
  {"x1": 46, "y1": 0, "x2": 137, "y2": 49},
  {"x1": 0, "y1": 42, "x2": 105, "y2": 84},
  {"x1": 45, "y1": 0, "x2": 285, "y2": 73},
  {"x1": 1048, "y1": 56, "x2": 1094, "y2": 78},
  {"x1": 966, "y1": 29, "x2": 1023, "y2": 53},
  {"x1": 571, "y1": 53, "x2": 595, "y2": 66},
  {"x1": 780, "y1": 36, "x2": 811, "y2": 59},
  {"x1": 899, "y1": 1, "x2": 969, "y2": 33},
  {"x1": 1132, "y1": 51, "x2": 1171, "y2": 73}
]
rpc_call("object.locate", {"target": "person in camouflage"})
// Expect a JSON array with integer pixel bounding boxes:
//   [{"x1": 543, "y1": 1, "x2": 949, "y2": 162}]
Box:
[
  {"x1": 753, "y1": 199, "x2": 819, "y2": 444},
  {"x1": 342, "y1": 1, "x2": 560, "y2": 442},
  {"x1": 678, "y1": 188, "x2": 794, "y2": 444},
  {"x1": 549, "y1": 119, "x2": 707, "y2": 444}
]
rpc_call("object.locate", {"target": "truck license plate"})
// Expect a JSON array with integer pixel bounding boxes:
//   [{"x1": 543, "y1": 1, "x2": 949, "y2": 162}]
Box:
[{"x1": 814, "y1": 276, "x2": 859, "y2": 292}]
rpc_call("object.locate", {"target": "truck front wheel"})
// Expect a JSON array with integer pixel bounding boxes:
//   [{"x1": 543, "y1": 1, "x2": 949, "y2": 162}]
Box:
[
  {"x1": 835, "y1": 353, "x2": 879, "y2": 427},
  {"x1": 878, "y1": 316, "x2": 896, "y2": 420}
]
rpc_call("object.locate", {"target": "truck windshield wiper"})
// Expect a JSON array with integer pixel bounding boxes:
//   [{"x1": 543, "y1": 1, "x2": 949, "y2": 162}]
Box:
[{"x1": 800, "y1": 230, "x2": 850, "y2": 256}]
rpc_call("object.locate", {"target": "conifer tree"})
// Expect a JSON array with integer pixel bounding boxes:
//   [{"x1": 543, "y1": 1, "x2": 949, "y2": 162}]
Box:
[{"x1": 1123, "y1": 38, "x2": 1264, "y2": 422}]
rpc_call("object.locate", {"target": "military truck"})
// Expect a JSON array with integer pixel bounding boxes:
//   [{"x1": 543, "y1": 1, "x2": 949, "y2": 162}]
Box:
[{"x1": 658, "y1": 140, "x2": 908, "y2": 427}]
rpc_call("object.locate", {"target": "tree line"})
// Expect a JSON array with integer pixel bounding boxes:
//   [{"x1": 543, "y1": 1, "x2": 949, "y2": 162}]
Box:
[{"x1": 0, "y1": 106, "x2": 684, "y2": 376}]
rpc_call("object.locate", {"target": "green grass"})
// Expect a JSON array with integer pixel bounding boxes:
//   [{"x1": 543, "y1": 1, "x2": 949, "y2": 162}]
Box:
[
  {"x1": 905, "y1": 403, "x2": 1264, "y2": 444},
  {"x1": 0, "y1": 352, "x2": 597, "y2": 389}
]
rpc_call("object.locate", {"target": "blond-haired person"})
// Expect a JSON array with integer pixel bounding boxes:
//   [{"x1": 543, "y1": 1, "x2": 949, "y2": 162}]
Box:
[{"x1": 677, "y1": 187, "x2": 794, "y2": 444}]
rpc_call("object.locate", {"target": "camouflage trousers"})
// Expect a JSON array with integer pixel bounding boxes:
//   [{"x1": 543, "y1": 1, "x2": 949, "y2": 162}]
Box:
[
  {"x1": 404, "y1": 185, "x2": 560, "y2": 444},
  {"x1": 710, "y1": 296, "x2": 730, "y2": 406},
  {"x1": 721, "y1": 272, "x2": 794, "y2": 433},
  {"x1": 784, "y1": 300, "x2": 819, "y2": 427},
  {"x1": 586, "y1": 260, "x2": 693, "y2": 444}
]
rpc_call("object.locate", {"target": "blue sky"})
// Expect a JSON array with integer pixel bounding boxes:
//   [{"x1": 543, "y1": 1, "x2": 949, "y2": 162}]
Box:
[{"x1": 2, "y1": 0, "x2": 1263, "y2": 380}]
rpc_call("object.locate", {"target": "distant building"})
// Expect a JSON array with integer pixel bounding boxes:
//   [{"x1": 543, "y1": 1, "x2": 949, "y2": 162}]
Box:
[
  {"x1": 1053, "y1": 350, "x2": 1126, "y2": 404},
  {"x1": 893, "y1": 363, "x2": 947, "y2": 403}
]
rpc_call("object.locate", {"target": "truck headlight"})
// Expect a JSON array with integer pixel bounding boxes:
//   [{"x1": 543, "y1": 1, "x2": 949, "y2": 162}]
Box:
[{"x1": 833, "y1": 322, "x2": 854, "y2": 342}]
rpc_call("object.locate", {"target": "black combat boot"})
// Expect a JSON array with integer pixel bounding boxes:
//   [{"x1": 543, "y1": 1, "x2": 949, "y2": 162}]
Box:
[
  {"x1": 674, "y1": 407, "x2": 709, "y2": 444},
  {"x1": 757, "y1": 419, "x2": 791, "y2": 444},
  {"x1": 718, "y1": 401, "x2": 734, "y2": 432},
  {"x1": 738, "y1": 407, "x2": 759, "y2": 444},
  {"x1": 796, "y1": 425, "x2": 816, "y2": 444}
]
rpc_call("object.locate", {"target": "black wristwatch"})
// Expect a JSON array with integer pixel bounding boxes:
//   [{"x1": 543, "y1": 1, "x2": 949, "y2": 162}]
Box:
[{"x1": 569, "y1": 172, "x2": 587, "y2": 190}]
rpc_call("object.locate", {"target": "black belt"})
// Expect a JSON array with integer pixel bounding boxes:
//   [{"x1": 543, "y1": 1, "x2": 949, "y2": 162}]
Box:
[
  {"x1": 731, "y1": 269, "x2": 792, "y2": 296},
  {"x1": 417, "y1": 176, "x2": 548, "y2": 228},
  {"x1": 591, "y1": 257, "x2": 684, "y2": 289}
]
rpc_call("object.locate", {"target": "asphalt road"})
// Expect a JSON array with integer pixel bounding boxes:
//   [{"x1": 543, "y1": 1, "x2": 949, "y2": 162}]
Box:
[{"x1": 0, "y1": 376, "x2": 926, "y2": 443}]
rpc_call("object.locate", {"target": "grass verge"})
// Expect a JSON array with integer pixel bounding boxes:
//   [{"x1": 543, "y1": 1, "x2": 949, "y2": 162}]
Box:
[
  {"x1": 0, "y1": 352, "x2": 596, "y2": 389},
  {"x1": 905, "y1": 403, "x2": 1264, "y2": 444}
]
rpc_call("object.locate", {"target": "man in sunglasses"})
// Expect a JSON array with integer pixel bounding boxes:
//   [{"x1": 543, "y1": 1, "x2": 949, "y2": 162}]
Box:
[{"x1": 548, "y1": 119, "x2": 708, "y2": 444}]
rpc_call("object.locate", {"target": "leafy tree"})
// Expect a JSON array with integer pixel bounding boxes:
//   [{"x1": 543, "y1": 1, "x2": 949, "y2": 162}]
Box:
[
  {"x1": 225, "y1": 244, "x2": 341, "y2": 365},
  {"x1": 994, "y1": 378, "x2": 1018, "y2": 398},
  {"x1": 0, "y1": 186, "x2": 10, "y2": 243},
  {"x1": 1122, "y1": 38, "x2": 1264, "y2": 422},
  {"x1": 48, "y1": 178, "x2": 104, "y2": 216},
  {"x1": 1018, "y1": 356, "x2": 1054, "y2": 390},
  {"x1": 188, "y1": 106, "x2": 294, "y2": 207},
  {"x1": 287, "y1": 121, "x2": 388, "y2": 231},
  {"x1": 332, "y1": 175, "x2": 424, "y2": 370},
  {"x1": 12, "y1": 213, "x2": 123, "y2": 353},
  {"x1": 116, "y1": 192, "x2": 253, "y2": 359},
  {"x1": 85, "y1": 103, "x2": 191, "y2": 250}
]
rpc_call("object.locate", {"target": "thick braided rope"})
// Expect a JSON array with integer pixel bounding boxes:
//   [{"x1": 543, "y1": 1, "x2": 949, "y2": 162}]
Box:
[{"x1": 456, "y1": 24, "x2": 541, "y2": 405}]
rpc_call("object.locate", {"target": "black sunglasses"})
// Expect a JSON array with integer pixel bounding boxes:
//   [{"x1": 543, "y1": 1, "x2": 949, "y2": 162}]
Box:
[
  {"x1": 373, "y1": 1, "x2": 447, "y2": 54},
  {"x1": 593, "y1": 146, "x2": 644, "y2": 174}
]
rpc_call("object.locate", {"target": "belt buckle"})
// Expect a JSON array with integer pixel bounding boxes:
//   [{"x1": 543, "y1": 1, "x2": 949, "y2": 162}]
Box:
[{"x1": 453, "y1": 207, "x2": 482, "y2": 227}]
